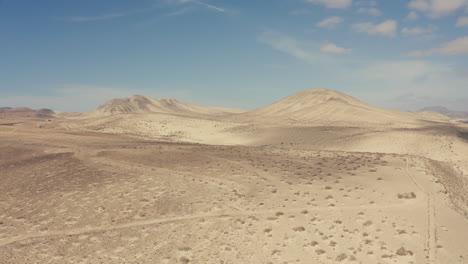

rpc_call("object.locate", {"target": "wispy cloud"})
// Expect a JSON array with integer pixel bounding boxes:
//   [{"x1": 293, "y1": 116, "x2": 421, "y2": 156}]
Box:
[
  {"x1": 357, "y1": 60, "x2": 449, "y2": 83},
  {"x1": 258, "y1": 31, "x2": 316, "y2": 63},
  {"x1": 195, "y1": 0, "x2": 225, "y2": 12},
  {"x1": 457, "y1": 16, "x2": 468, "y2": 27},
  {"x1": 347, "y1": 59, "x2": 468, "y2": 111},
  {"x1": 405, "y1": 11, "x2": 420, "y2": 21},
  {"x1": 357, "y1": 7, "x2": 382, "y2": 16},
  {"x1": 165, "y1": 0, "x2": 226, "y2": 13},
  {"x1": 66, "y1": 0, "x2": 226, "y2": 22},
  {"x1": 320, "y1": 43, "x2": 352, "y2": 54},
  {"x1": 356, "y1": 0, "x2": 377, "y2": 6},
  {"x1": 407, "y1": 36, "x2": 468, "y2": 56},
  {"x1": 352, "y1": 20, "x2": 397, "y2": 37},
  {"x1": 408, "y1": 0, "x2": 468, "y2": 18},
  {"x1": 305, "y1": 0, "x2": 353, "y2": 9},
  {"x1": 401, "y1": 25, "x2": 437, "y2": 39},
  {"x1": 258, "y1": 31, "x2": 351, "y2": 61},
  {"x1": 166, "y1": 7, "x2": 193, "y2": 16},
  {"x1": 316, "y1": 16, "x2": 344, "y2": 29}
]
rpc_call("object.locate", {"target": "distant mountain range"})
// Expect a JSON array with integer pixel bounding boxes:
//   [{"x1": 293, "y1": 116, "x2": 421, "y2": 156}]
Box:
[
  {"x1": 419, "y1": 106, "x2": 468, "y2": 119},
  {"x1": 88, "y1": 94, "x2": 245, "y2": 117},
  {"x1": 86, "y1": 89, "x2": 450, "y2": 125},
  {"x1": 0, "y1": 107, "x2": 55, "y2": 119},
  {"x1": 3, "y1": 90, "x2": 463, "y2": 125}
]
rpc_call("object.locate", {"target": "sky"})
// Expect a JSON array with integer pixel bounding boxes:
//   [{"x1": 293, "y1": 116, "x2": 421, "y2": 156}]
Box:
[{"x1": 1, "y1": 0, "x2": 468, "y2": 112}]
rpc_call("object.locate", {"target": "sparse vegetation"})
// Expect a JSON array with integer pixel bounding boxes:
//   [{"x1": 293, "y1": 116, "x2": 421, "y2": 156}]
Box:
[
  {"x1": 315, "y1": 249, "x2": 326, "y2": 255},
  {"x1": 396, "y1": 247, "x2": 413, "y2": 256},
  {"x1": 293, "y1": 226, "x2": 306, "y2": 232},
  {"x1": 397, "y1": 192, "x2": 416, "y2": 199},
  {"x1": 336, "y1": 253, "x2": 347, "y2": 261}
]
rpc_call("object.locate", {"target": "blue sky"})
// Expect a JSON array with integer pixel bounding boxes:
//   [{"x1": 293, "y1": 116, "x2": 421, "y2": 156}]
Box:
[{"x1": 1, "y1": 0, "x2": 468, "y2": 111}]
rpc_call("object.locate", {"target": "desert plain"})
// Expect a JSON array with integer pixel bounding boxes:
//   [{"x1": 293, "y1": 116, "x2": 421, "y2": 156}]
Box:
[{"x1": 1, "y1": 89, "x2": 468, "y2": 264}]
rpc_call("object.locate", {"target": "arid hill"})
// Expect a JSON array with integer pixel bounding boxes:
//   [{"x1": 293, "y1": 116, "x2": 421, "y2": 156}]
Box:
[
  {"x1": 0, "y1": 107, "x2": 55, "y2": 119},
  {"x1": 87, "y1": 95, "x2": 246, "y2": 118},
  {"x1": 236, "y1": 89, "x2": 448, "y2": 125},
  {"x1": 420, "y1": 106, "x2": 468, "y2": 119}
]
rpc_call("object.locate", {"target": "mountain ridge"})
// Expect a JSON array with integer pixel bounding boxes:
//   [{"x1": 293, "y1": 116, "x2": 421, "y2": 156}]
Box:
[
  {"x1": 88, "y1": 95, "x2": 246, "y2": 118},
  {"x1": 0, "y1": 107, "x2": 56, "y2": 119},
  {"x1": 236, "y1": 88, "x2": 449, "y2": 124},
  {"x1": 420, "y1": 106, "x2": 468, "y2": 119}
]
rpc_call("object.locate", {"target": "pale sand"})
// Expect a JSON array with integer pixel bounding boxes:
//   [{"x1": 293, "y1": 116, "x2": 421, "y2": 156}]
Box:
[{"x1": 1, "y1": 89, "x2": 467, "y2": 263}]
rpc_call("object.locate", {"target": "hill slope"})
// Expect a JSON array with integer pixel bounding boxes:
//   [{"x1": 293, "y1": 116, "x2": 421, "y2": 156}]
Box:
[
  {"x1": 87, "y1": 95, "x2": 246, "y2": 118},
  {"x1": 238, "y1": 89, "x2": 447, "y2": 125},
  {"x1": 420, "y1": 106, "x2": 468, "y2": 119},
  {"x1": 0, "y1": 107, "x2": 55, "y2": 119}
]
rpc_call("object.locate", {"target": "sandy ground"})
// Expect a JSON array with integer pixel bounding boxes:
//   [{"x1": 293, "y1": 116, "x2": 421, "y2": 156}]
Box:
[{"x1": 1, "y1": 119, "x2": 468, "y2": 264}]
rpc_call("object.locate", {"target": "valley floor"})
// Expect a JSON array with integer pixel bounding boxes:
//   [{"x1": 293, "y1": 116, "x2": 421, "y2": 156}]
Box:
[{"x1": 1, "y1": 122, "x2": 468, "y2": 263}]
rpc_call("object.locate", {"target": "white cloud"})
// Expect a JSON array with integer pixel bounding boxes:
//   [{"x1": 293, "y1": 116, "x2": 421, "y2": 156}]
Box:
[
  {"x1": 405, "y1": 11, "x2": 420, "y2": 20},
  {"x1": 258, "y1": 31, "x2": 316, "y2": 63},
  {"x1": 456, "y1": 16, "x2": 468, "y2": 26},
  {"x1": 316, "y1": 16, "x2": 344, "y2": 28},
  {"x1": 355, "y1": 0, "x2": 377, "y2": 6},
  {"x1": 408, "y1": 36, "x2": 468, "y2": 56},
  {"x1": 257, "y1": 29, "x2": 468, "y2": 111},
  {"x1": 164, "y1": 0, "x2": 226, "y2": 13},
  {"x1": 357, "y1": 7, "x2": 382, "y2": 16},
  {"x1": 349, "y1": 60, "x2": 468, "y2": 111},
  {"x1": 408, "y1": 0, "x2": 468, "y2": 17},
  {"x1": 352, "y1": 20, "x2": 397, "y2": 37},
  {"x1": 401, "y1": 25, "x2": 437, "y2": 38},
  {"x1": 305, "y1": 0, "x2": 353, "y2": 9},
  {"x1": 358, "y1": 60, "x2": 449, "y2": 83},
  {"x1": 428, "y1": 37, "x2": 468, "y2": 55},
  {"x1": 193, "y1": 0, "x2": 225, "y2": 12},
  {"x1": 65, "y1": 1, "x2": 227, "y2": 22},
  {"x1": 320, "y1": 43, "x2": 352, "y2": 54}
]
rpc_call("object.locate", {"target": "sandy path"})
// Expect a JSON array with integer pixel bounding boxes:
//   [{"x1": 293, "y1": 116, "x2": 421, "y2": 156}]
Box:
[{"x1": 405, "y1": 157, "x2": 437, "y2": 264}]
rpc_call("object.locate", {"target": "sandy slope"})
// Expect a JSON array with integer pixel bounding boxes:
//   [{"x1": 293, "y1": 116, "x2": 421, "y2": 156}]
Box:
[
  {"x1": 1, "y1": 89, "x2": 467, "y2": 263},
  {"x1": 235, "y1": 89, "x2": 449, "y2": 125},
  {"x1": 50, "y1": 89, "x2": 468, "y2": 216},
  {"x1": 1, "y1": 124, "x2": 467, "y2": 263},
  {"x1": 85, "y1": 95, "x2": 246, "y2": 118}
]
